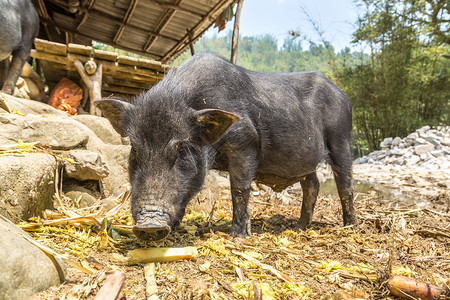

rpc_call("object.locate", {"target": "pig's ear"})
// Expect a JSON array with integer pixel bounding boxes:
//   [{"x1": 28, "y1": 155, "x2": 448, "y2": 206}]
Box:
[
  {"x1": 195, "y1": 109, "x2": 241, "y2": 145},
  {"x1": 94, "y1": 98, "x2": 132, "y2": 137}
]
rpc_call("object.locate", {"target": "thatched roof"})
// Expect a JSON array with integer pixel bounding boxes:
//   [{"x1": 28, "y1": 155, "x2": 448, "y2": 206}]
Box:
[{"x1": 32, "y1": 0, "x2": 237, "y2": 63}]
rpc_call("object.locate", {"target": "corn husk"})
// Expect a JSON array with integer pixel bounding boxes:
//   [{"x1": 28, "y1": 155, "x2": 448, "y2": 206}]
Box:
[{"x1": 115, "y1": 247, "x2": 198, "y2": 265}]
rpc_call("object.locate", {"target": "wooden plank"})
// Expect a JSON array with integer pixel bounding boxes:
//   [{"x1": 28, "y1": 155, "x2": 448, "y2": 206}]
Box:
[
  {"x1": 34, "y1": 38, "x2": 67, "y2": 56},
  {"x1": 103, "y1": 76, "x2": 153, "y2": 89},
  {"x1": 102, "y1": 83, "x2": 146, "y2": 95},
  {"x1": 68, "y1": 43, "x2": 93, "y2": 56}
]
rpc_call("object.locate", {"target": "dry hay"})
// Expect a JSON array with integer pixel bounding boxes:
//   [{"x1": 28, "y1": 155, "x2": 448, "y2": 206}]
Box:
[{"x1": 19, "y1": 175, "x2": 450, "y2": 299}]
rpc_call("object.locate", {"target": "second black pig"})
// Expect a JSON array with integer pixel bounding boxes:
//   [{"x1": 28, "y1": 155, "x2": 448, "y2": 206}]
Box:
[
  {"x1": 0, "y1": 0, "x2": 39, "y2": 94},
  {"x1": 95, "y1": 53, "x2": 356, "y2": 240}
]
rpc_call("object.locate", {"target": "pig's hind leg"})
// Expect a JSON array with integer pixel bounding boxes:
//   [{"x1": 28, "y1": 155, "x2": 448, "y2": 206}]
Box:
[
  {"x1": 327, "y1": 135, "x2": 356, "y2": 226},
  {"x1": 298, "y1": 172, "x2": 320, "y2": 229}
]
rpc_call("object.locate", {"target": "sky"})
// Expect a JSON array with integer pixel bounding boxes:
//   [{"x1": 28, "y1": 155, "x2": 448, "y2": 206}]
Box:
[{"x1": 205, "y1": 0, "x2": 360, "y2": 51}]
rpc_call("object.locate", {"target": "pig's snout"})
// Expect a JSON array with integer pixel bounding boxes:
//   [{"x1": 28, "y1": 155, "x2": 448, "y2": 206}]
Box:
[
  {"x1": 133, "y1": 209, "x2": 172, "y2": 241},
  {"x1": 133, "y1": 224, "x2": 171, "y2": 241}
]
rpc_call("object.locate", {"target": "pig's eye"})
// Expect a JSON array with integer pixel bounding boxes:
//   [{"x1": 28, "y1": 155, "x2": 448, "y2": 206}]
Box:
[{"x1": 177, "y1": 145, "x2": 187, "y2": 159}]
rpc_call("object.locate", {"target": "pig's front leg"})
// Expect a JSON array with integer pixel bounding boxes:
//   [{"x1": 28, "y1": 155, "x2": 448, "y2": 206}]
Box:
[
  {"x1": 229, "y1": 155, "x2": 257, "y2": 237},
  {"x1": 226, "y1": 129, "x2": 259, "y2": 237}
]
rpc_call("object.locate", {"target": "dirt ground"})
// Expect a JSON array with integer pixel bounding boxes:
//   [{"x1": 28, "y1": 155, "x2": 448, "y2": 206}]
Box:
[{"x1": 27, "y1": 164, "x2": 450, "y2": 299}]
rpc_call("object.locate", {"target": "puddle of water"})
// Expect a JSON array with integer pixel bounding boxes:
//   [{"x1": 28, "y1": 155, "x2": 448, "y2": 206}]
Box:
[
  {"x1": 320, "y1": 179, "x2": 373, "y2": 195},
  {"x1": 319, "y1": 178, "x2": 431, "y2": 208}
]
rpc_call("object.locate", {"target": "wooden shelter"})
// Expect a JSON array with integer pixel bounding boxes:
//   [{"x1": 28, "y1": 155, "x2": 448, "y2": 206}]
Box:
[
  {"x1": 32, "y1": 0, "x2": 241, "y2": 63},
  {"x1": 29, "y1": 0, "x2": 244, "y2": 114}
]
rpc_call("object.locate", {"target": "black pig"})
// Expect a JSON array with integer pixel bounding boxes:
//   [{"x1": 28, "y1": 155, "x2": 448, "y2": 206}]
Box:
[
  {"x1": 95, "y1": 53, "x2": 356, "y2": 240},
  {"x1": 0, "y1": 0, "x2": 39, "y2": 94}
]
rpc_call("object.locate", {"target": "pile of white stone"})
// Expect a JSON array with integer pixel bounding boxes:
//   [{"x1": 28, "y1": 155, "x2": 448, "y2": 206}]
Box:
[{"x1": 354, "y1": 126, "x2": 450, "y2": 170}]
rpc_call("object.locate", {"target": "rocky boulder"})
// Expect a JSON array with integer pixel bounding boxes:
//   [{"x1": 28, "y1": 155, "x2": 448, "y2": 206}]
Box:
[{"x1": 0, "y1": 215, "x2": 64, "y2": 300}]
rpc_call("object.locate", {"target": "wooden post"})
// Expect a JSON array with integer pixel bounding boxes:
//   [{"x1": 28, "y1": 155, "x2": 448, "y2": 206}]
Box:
[
  {"x1": 187, "y1": 29, "x2": 195, "y2": 56},
  {"x1": 74, "y1": 58, "x2": 102, "y2": 116},
  {"x1": 230, "y1": 0, "x2": 244, "y2": 64}
]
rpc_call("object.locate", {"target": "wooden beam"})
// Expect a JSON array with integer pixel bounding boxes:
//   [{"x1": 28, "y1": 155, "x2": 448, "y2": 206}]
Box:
[
  {"x1": 74, "y1": 58, "x2": 103, "y2": 116},
  {"x1": 76, "y1": 12, "x2": 89, "y2": 31},
  {"x1": 144, "y1": 0, "x2": 183, "y2": 53},
  {"x1": 231, "y1": 0, "x2": 243, "y2": 64},
  {"x1": 113, "y1": 0, "x2": 139, "y2": 44},
  {"x1": 161, "y1": 0, "x2": 235, "y2": 63},
  {"x1": 146, "y1": 0, "x2": 203, "y2": 18},
  {"x1": 40, "y1": 19, "x2": 164, "y2": 59}
]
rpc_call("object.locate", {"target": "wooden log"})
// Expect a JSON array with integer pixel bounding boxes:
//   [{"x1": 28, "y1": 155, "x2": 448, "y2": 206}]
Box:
[
  {"x1": 93, "y1": 50, "x2": 119, "y2": 62},
  {"x1": 31, "y1": 50, "x2": 164, "y2": 80},
  {"x1": 69, "y1": 54, "x2": 163, "y2": 79},
  {"x1": 116, "y1": 56, "x2": 166, "y2": 73},
  {"x1": 34, "y1": 38, "x2": 67, "y2": 56},
  {"x1": 93, "y1": 270, "x2": 126, "y2": 300},
  {"x1": 68, "y1": 43, "x2": 93, "y2": 56},
  {"x1": 74, "y1": 58, "x2": 102, "y2": 116},
  {"x1": 30, "y1": 49, "x2": 70, "y2": 66}
]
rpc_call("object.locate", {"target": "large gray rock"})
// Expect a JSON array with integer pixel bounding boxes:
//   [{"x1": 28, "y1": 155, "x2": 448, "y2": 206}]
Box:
[
  {"x1": 64, "y1": 150, "x2": 110, "y2": 181},
  {"x1": 0, "y1": 114, "x2": 89, "y2": 150},
  {"x1": 0, "y1": 215, "x2": 64, "y2": 300},
  {"x1": 0, "y1": 153, "x2": 57, "y2": 222},
  {"x1": 71, "y1": 114, "x2": 123, "y2": 145}
]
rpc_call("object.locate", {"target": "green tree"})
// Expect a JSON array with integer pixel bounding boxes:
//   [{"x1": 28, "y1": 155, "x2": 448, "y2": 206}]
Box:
[{"x1": 333, "y1": 0, "x2": 449, "y2": 152}]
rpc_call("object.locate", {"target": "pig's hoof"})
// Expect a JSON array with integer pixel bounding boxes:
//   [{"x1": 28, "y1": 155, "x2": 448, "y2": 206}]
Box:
[
  {"x1": 298, "y1": 221, "x2": 311, "y2": 231},
  {"x1": 230, "y1": 224, "x2": 251, "y2": 238}
]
